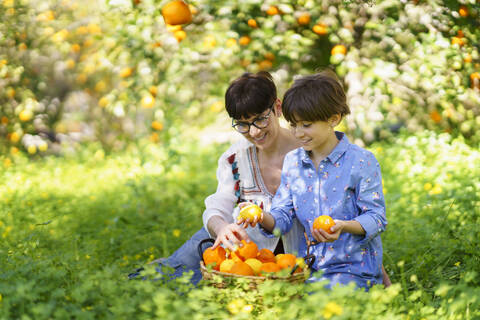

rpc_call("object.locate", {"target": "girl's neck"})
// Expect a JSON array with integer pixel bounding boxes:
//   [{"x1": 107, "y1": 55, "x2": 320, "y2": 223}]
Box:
[{"x1": 309, "y1": 132, "x2": 339, "y2": 165}]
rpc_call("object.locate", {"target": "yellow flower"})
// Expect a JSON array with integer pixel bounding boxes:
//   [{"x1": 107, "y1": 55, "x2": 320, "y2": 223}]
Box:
[
  {"x1": 454, "y1": 261, "x2": 460, "y2": 267},
  {"x1": 423, "y1": 183, "x2": 432, "y2": 191},
  {"x1": 0, "y1": 293, "x2": 2, "y2": 301},
  {"x1": 135, "y1": 254, "x2": 141, "y2": 260},
  {"x1": 173, "y1": 229, "x2": 181, "y2": 237},
  {"x1": 322, "y1": 302, "x2": 343, "y2": 319},
  {"x1": 242, "y1": 305, "x2": 253, "y2": 313},
  {"x1": 429, "y1": 184, "x2": 442, "y2": 195},
  {"x1": 3, "y1": 158, "x2": 12, "y2": 168},
  {"x1": 227, "y1": 298, "x2": 245, "y2": 315},
  {"x1": 85, "y1": 254, "x2": 91, "y2": 260}
]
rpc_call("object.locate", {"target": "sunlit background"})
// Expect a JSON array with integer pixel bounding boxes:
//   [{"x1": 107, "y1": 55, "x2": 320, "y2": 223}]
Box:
[{"x1": 1, "y1": 0, "x2": 479, "y2": 160}]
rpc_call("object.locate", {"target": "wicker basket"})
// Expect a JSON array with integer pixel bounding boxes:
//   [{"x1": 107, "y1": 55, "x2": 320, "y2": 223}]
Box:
[{"x1": 198, "y1": 238, "x2": 315, "y2": 289}]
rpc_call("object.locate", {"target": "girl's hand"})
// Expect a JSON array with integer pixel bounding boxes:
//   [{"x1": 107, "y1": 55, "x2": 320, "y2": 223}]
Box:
[
  {"x1": 311, "y1": 219, "x2": 345, "y2": 243},
  {"x1": 211, "y1": 223, "x2": 250, "y2": 251},
  {"x1": 236, "y1": 202, "x2": 264, "y2": 229}
]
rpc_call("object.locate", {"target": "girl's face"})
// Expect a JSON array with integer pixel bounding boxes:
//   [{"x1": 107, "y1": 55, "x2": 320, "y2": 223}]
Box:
[{"x1": 290, "y1": 114, "x2": 340, "y2": 155}]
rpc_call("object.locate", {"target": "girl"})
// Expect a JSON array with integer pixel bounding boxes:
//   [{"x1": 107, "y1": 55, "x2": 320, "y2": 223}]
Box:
[{"x1": 239, "y1": 70, "x2": 387, "y2": 290}]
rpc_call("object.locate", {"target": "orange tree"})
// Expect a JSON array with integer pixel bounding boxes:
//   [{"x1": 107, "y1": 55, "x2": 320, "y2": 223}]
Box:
[{"x1": 1, "y1": 0, "x2": 479, "y2": 158}]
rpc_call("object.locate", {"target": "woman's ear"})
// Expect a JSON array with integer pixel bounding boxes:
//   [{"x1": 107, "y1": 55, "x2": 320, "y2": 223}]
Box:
[{"x1": 273, "y1": 98, "x2": 282, "y2": 117}]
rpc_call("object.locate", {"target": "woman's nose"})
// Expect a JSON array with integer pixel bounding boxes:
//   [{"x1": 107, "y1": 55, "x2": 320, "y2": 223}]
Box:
[{"x1": 249, "y1": 125, "x2": 262, "y2": 136}]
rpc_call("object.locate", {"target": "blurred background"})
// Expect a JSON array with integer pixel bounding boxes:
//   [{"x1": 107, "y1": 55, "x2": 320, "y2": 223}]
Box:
[{"x1": 1, "y1": 0, "x2": 479, "y2": 160}]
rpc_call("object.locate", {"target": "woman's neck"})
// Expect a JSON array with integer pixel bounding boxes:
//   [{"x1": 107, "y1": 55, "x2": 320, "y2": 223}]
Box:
[{"x1": 257, "y1": 127, "x2": 299, "y2": 159}]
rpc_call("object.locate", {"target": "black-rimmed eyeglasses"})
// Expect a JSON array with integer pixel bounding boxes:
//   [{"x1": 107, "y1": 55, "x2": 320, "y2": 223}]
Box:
[{"x1": 231, "y1": 107, "x2": 273, "y2": 134}]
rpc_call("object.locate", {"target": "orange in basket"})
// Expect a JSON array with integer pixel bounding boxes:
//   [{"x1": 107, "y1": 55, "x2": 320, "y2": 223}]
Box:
[
  {"x1": 276, "y1": 253, "x2": 297, "y2": 270},
  {"x1": 259, "y1": 262, "x2": 281, "y2": 274},
  {"x1": 203, "y1": 246, "x2": 226, "y2": 271},
  {"x1": 237, "y1": 240, "x2": 258, "y2": 260},
  {"x1": 229, "y1": 261, "x2": 255, "y2": 276},
  {"x1": 257, "y1": 248, "x2": 276, "y2": 263}
]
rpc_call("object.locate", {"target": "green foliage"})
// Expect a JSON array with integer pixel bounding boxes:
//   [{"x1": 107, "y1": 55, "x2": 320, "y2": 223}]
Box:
[
  {"x1": 1, "y1": 0, "x2": 479, "y2": 157},
  {"x1": 1, "y1": 132, "x2": 479, "y2": 319}
]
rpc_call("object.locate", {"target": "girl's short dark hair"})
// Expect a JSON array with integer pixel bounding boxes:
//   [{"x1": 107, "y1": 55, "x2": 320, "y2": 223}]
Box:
[
  {"x1": 282, "y1": 70, "x2": 350, "y2": 124},
  {"x1": 225, "y1": 71, "x2": 277, "y2": 119}
]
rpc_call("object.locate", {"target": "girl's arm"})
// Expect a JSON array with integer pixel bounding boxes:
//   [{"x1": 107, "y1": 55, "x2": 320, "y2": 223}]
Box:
[
  {"x1": 311, "y1": 219, "x2": 364, "y2": 242},
  {"x1": 312, "y1": 151, "x2": 387, "y2": 243},
  {"x1": 237, "y1": 153, "x2": 296, "y2": 236}
]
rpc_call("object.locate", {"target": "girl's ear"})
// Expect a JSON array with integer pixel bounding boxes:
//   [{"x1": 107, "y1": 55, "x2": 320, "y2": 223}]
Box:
[
  {"x1": 328, "y1": 114, "x2": 342, "y2": 127},
  {"x1": 273, "y1": 98, "x2": 282, "y2": 117}
]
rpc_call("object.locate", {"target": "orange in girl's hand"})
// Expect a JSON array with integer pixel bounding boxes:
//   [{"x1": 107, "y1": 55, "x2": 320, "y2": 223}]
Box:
[
  {"x1": 237, "y1": 240, "x2": 258, "y2": 260},
  {"x1": 276, "y1": 253, "x2": 297, "y2": 270},
  {"x1": 257, "y1": 248, "x2": 276, "y2": 263},
  {"x1": 203, "y1": 246, "x2": 226, "y2": 270},
  {"x1": 313, "y1": 215, "x2": 336, "y2": 234}
]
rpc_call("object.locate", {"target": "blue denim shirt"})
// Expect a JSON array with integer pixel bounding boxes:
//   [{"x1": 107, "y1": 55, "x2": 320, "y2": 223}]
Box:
[{"x1": 261, "y1": 132, "x2": 387, "y2": 288}]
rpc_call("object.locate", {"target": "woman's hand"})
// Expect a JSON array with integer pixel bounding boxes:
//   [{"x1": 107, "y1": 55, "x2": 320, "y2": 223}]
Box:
[
  {"x1": 236, "y1": 202, "x2": 264, "y2": 229},
  {"x1": 311, "y1": 219, "x2": 345, "y2": 243},
  {"x1": 211, "y1": 223, "x2": 250, "y2": 251}
]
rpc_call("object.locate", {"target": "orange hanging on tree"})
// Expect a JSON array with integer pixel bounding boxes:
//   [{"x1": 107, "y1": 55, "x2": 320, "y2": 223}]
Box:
[
  {"x1": 313, "y1": 24, "x2": 328, "y2": 35},
  {"x1": 297, "y1": 13, "x2": 311, "y2": 25},
  {"x1": 331, "y1": 44, "x2": 347, "y2": 56},
  {"x1": 161, "y1": 0, "x2": 192, "y2": 26}
]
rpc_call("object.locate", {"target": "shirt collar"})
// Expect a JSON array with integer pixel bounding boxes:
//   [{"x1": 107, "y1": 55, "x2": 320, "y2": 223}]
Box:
[{"x1": 300, "y1": 131, "x2": 349, "y2": 165}]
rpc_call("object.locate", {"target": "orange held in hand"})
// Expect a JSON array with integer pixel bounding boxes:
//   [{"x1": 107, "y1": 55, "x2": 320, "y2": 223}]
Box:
[
  {"x1": 238, "y1": 204, "x2": 262, "y2": 221},
  {"x1": 203, "y1": 246, "x2": 226, "y2": 271},
  {"x1": 313, "y1": 215, "x2": 336, "y2": 234}
]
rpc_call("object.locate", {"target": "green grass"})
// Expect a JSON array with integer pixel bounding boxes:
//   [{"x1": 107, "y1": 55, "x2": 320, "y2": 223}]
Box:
[{"x1": 1, "y1": 132, "x2": 479, "y2": 319}]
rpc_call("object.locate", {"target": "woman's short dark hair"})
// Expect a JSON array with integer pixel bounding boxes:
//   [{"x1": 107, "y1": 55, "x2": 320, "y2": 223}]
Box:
[
  {"x1": 282, "y1": 70, "x2": 350, "y2": 124},
  {"x1": 225, "y1": 71, "x2": 277, "y2": 119}
]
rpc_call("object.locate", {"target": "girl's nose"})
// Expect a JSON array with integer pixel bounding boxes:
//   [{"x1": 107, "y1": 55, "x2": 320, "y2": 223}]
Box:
[{"x1": 294, "y1": 127, "x2": 303, "y2": 139}]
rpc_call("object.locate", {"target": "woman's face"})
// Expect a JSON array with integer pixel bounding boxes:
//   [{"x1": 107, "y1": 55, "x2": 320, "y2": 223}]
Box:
[{"x1": 233, "y1": 100, "x2": 281, "y2": 150}]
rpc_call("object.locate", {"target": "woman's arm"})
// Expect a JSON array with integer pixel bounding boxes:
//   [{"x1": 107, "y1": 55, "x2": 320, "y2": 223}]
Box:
[{"x1": 208, "y1": 216, "x2": 249, "y2": 250}]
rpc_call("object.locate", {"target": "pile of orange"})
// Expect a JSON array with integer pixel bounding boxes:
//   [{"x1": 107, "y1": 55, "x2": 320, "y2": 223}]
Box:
[{"x1": 202, "y1": 240, "x2": 307, "y2": 277}]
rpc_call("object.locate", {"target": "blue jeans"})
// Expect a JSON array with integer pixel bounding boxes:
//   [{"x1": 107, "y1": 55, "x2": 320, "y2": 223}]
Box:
[{"x1": 129, "y1": 227, "x2": 211, "y2": 286}]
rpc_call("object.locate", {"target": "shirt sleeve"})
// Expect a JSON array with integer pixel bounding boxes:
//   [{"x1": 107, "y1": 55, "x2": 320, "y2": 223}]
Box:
[
  {"x1": 202, "y1": 149, "x2": 238, "y2": 237},
  {"x1": 353, "y1": 151, "x2": 387, "y2": 245},
  {"x1": 259, "y1": 153, "x2": 296, "y2": 237}
]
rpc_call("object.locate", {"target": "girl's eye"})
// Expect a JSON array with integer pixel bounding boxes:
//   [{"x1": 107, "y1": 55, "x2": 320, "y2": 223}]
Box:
[{"x1": 302, "y1": 123, "x2": 312, "y2": 128}]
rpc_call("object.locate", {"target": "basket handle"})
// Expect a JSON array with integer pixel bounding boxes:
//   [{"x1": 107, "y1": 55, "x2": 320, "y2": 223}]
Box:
[
  {"x1": 290, "y1": 253, "x2": 316, "y2": 276},
  {"x1": 197, "y1": 238, "x2": 215, "y2": 260}
]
